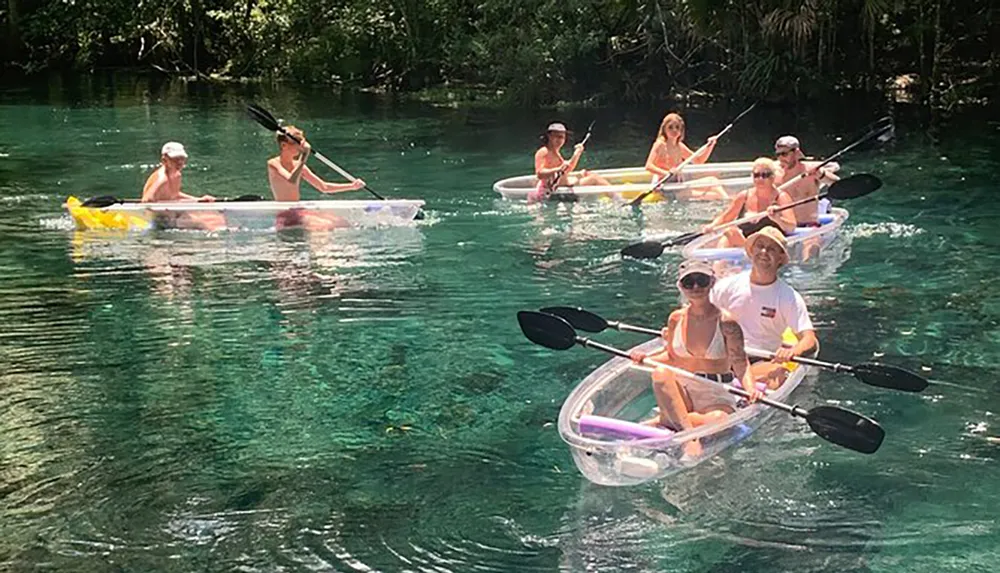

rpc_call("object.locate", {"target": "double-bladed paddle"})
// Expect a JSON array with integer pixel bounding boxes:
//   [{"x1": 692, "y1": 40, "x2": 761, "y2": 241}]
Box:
[
  {"x1": 540, "y1": 306, "x2": 928, "y2": 393},
  {"x1": 620, "y1": 172, "x2": 882, "y2": 260},
  {"x1": 517, "y1": 310, "x2": 885, "y2": 454},
  {"x1": 81, "y1": 194, "x2": 264, "y2": 208},
  {"x1": 621, "y1": 116, "x2": 894, "y2": 259},
  {"x1": 246, "y1": 103, "x2": 426, "y2": 220},
  {"x1": 627, "y1": 102, "x2": 757, "y2": 208}
]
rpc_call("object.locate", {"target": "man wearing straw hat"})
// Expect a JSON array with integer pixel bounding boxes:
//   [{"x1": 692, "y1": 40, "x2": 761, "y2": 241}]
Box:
[{"x1": 710, "y1": 227, "x2": 819, "y2": 387}]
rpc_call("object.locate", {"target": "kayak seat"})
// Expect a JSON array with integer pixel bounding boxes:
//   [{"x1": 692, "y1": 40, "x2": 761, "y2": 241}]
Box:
[
  {"x1": 788, "y1": 213, "x2": 835, "y2": 236},
  {"x1": 578, "y1": 414, "x2": 675, "y2": 440}
]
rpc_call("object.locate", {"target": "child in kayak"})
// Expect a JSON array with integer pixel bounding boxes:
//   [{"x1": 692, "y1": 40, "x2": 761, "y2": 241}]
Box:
[
  {"x1": 267, "y1": 126, "x2": 366, "y2": 230},
  {"x1": 141, "y1": 142, "x2": 225, "y2": 231},
  {"x1": 530, "y1": 122, "x2": 610, "y2": 202},
  {"x1": 629, "y1": 259, "x2": 763, "y2": 456},
  {"x1": 643, "y1": 113, "x2": 727, "y2": 200}
]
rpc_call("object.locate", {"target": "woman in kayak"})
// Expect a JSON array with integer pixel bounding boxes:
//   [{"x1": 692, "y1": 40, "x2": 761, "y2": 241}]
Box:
[
  {"x1": 530, "y1": 122, "x2": 610, "y2": 202},
  {"x1": 706, "y1": 157, "x2": 796, "y2": 249},
  {"x1": 643, "y1": 113, "x2": 727, "y2": 200},
  {"x1": 629, "y1": 260, "x2": 763, "y2": 455}
]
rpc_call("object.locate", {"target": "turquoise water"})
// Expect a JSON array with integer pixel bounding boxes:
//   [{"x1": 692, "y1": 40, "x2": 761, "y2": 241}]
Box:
[{"x1": 1, "y1": 76, "x2": 999, "y2": 571}]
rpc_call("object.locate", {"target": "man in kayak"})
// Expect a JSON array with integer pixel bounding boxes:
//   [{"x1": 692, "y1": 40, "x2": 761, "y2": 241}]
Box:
[
  {"x1": 774, "y1": 136, "x2": 840, "y2": 259},
  {"x1": 141, "y1": 142, "x2": 225, "y2": 231},
  {"x1": 710, "y1": 227, "x2": 819, "y2": 388},
  {"x1": 267, "y1": 125, "x2": 366, "y2": 230},
  {"x1": 774, "y1": 136, "x2": 839, "y2": 224}
]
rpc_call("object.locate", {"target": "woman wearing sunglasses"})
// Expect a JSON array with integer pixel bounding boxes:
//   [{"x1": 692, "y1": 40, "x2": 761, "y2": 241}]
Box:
[
  {"x1": 530, "y1": 122, "x2": 610, "y2": 202},
  {"x1": 629, "y1": 259, "x2": 763, "y2": 455},
  {"x1": 705, "y1": 157, "x2": 796, "y2": 249},
  {"x1": 643, "y1": 113, "x2": 728, "y2": 200}
]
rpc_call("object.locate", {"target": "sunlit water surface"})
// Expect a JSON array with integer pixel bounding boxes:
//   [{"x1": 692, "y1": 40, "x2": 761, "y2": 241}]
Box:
[{"x1": 1, "y1": 77, "x2": 999, "y2": 571}]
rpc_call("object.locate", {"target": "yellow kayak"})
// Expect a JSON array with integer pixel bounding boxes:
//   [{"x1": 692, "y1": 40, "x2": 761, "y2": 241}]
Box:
[{"x1": 65, "y1": 196, "x2": 151, "y2": 231}]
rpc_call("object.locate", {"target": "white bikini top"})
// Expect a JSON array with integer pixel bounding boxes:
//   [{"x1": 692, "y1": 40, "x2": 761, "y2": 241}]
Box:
[{"x1": 671, "y1": 312, "x2": 727, "y2": 360}]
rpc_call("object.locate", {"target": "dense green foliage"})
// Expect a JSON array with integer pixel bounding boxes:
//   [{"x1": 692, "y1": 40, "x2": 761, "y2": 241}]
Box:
[{"x1": 2, "y1": 0, "x2": 998, "y2": 107}]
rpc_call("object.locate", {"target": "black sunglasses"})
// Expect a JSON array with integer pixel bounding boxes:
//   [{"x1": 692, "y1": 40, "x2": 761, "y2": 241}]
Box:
[
  {"x1": 752, "y1": 170, "x2": 774, "y2": 179},
  {"x1": 680, "y1": 273, "x2": 712, "y2": 289}
]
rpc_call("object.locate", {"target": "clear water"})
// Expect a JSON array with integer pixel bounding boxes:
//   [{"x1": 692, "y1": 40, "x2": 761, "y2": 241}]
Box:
[{"x1": 1, "y1": 76, "x2": 999, "y2": 571}]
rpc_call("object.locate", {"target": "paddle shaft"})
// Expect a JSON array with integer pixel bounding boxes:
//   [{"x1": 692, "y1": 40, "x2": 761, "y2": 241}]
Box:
[
  {"x1": 629, "y1": 102, "x2": 756, "y2": 207},
  {"x1": 695, "y1": 184, "x2": 831, "y2": 240},
  {"x1": 572, "y1": 335, "x2": 805, "y2": 417},
  {"x1": 275, "y1": 126, "x2": 387, "y2": 201},
  {"x1": 746, "y1": 347, "x2": 850, "y2": 372},
  {"x1": 627, "y1": 140, "x2": 708, "y2": 207},
  {"x1": 601, "y1": 318, "x2": 817, "y2": 372},
  {"x1": 550, "y1": 123, "x2": 595, "y2": 194},
  {"x1": 695, "y1": 119, "x2": 893, "y2": 237}
]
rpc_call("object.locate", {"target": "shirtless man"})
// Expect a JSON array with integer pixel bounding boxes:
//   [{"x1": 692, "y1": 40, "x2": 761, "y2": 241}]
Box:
[
  {"x1": 710, "y1": 227, "x2": 819, "y2": 388},
  {"x1": 774, "y1": 136, "x2": 840, "y2": 259},
  {"x1": 267, "y1": 126, "x2": 366, "y2": 230},
  {"x1": 141, "y1": 142, "x2": 225, "y2": 231},
  {"x1": 773, "y1": 136, "x2": 839, "y2": 226}
]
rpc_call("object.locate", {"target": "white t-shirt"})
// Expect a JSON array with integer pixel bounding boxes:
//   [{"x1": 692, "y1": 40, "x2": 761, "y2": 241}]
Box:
[{"x1": 710, "y1": 271, "x2": 814, "y2": 351}]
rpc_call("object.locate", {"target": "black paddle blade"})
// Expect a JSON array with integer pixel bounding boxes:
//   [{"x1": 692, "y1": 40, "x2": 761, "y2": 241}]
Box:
[
  {"x1": 231, "y1": 194, "x2": 264, "y2": 202},
  {"x1": 620, "y1": 240, "x2": 666, "y2": 259},
  {"x1": 662, "y1": 230, "x2": 703, "y2": 248},
  {"x1": 517, "y1": 311, "x2": 578, "y2": 350},
  {"x1": 848, "y1": 116, "x2": 895, "y2": 153},
  {"x1": 81, "y1": 195, "x2": 123, "y2": 208},
  {"x1": 852, "y1": 363, "x2": 928, "y2": 392},
  {"x1": 246, "y1": 103, "x2": 280, "y2": 132},
  {"x1": 826, "y1": 174, "x2": 882, "y2": 200},
  {"x1": 539, "y1": 306, "x2": 608, "y2": 333},
  {"x1": 805, "y1": 405, "x2": 885, "y2": 454}
]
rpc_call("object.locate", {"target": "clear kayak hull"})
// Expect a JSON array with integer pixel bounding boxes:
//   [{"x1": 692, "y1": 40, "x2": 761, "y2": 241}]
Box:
[
  {"x1": 557, "y1": 337, "x2": 809, "y2": 487},
  {"x1": 680, "y1": 207, "x2": 849, "y2": 277},
  {"x1": 65, "y1": 196, "x2": 425, "y2": 231},
  {"x1": 493, "y1": 161, "x2": 838, "y2": 202}
]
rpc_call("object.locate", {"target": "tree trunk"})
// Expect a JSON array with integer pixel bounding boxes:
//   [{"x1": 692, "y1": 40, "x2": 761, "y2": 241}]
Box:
[
  {"x1": 7, "y1": 0, "x2": 23, "y2": 59},
  {"x1": 930, "y1": 0, "x2": 943, "y2": 108},
  {"x1": 868, "y1": 25, "x2": 875, "y2": 90},
  {"x1": 991, "y1": 0, "x2": 1000, "y2": 99}
]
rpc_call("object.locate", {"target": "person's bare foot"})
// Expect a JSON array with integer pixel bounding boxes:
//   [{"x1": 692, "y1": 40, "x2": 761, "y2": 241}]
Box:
[{"x1": 682, "y1": 439, "x2": 703, "y2": 458}]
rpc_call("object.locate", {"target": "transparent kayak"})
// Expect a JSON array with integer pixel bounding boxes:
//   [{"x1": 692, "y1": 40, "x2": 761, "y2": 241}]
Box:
[
  {"x1": 493, "y1": 161, "x2": 837, "y2": 203},
  {"x1": 557, "y1": 337, "x2": 808, "y2": 487},
  {"x1": 65, "y1": 196, "x2": 425, "y2": 231},
  {"x1": 681, "y1": 207, "x2": 849, "y2": 276}
]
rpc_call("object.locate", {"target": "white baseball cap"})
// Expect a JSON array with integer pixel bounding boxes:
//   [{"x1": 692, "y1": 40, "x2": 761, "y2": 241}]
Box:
[
  {"x1": 774, "y1": 135, "x2": 800, "y2": 151},
  {"x1": 161, "y1": 142, "x2": 188, "y2": 158}
]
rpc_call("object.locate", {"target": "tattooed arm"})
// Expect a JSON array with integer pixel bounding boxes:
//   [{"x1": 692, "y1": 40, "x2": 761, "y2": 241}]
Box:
[{"x1": 721, "y1": 311, "x2": 761, "y2": 401}]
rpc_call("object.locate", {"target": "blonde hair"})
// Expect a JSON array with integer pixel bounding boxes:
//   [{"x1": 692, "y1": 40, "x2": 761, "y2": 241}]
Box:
[
  {"x1": 276, "y1": 125, "x2": 304, "y2": 146},
  {"x1": 657, "y1": 113, "x2": 685, "y2": 143},
  {"x1": 752, "y1": 157, "x2": 777, "y2": 175}
]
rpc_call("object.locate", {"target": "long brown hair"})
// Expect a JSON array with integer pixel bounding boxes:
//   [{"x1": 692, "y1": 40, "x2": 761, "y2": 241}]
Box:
[{"x1": 657, "y1": 113, "x2": 685, "y2": 144}]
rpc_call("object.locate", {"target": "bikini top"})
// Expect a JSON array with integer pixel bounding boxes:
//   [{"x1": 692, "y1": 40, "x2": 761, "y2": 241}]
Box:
[
  {"x1": 671, "y1": 312, "x2": 727, "y2": 360},
  {"x1": 736, "y1": 189, "x2": 774, "y2": 219}
]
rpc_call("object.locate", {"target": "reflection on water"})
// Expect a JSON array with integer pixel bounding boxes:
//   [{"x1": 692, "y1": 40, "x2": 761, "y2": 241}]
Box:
[{"x1": 2, "y1": 84, "x2": 1000, "y2": 571}]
